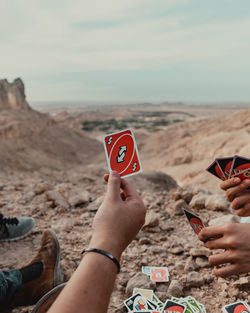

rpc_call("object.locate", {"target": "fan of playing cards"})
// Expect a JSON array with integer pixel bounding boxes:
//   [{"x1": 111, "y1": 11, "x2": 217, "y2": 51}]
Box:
[{"x1": 206, "y1": 155, "x2": 250, "y2": 181}]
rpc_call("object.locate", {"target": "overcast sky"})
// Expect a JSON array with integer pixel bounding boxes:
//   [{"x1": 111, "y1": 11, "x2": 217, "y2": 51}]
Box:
[{"x1": 1, "y1": 0, "x2": 250, "y2": 103}]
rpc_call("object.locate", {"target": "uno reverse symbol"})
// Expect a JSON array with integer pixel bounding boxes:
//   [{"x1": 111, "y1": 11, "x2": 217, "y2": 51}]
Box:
[{"x1": 117, "y1": 145, "x2": 127, "y2": 163}]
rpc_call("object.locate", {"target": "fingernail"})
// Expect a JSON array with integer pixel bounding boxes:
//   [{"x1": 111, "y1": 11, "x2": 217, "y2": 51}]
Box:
[{"x1": 111, "y1": 171, "x2": 120, "y2": 177}]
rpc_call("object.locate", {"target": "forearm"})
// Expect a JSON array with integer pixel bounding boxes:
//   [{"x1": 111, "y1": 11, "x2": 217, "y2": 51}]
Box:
[{"x1": 48, "y1": 250, "x2": 118, "y2": 313}]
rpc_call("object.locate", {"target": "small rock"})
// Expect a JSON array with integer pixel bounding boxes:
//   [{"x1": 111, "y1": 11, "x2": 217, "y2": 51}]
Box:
[
  {"x1": 141, "y1": 171, "x2": 178, "y2": 191},
  {"x1": 149, "y1": 246, "x2": 167, "y2": 256},
  {"x1": 126, "y1": 273, "x2": 156, "y2": 295},
  {"x1": 170, "y1": 189, "x2": 182, "y2": 201},
  {"x1": 180, "y1": 189, "x2": 193, "y2": 204},
  {"x1": 204, "y1": 274, "x2": 214, "y2": 284},
  {"x1": 170, "y1": 246, "x2": 184, "y2": 255},
  {"x1": 233, "y1": 276, "x2": 250, "y2": 288},
  {"x1": 205, "y1": 194, "x2": 229, "y2": 211},
  {"x1": 171, "y1": 199, "x2": 188, "y2": 216},
  {"x1": 46, "y1": 190, "x2": 70, "y2": 210},
  {"x1": 87, "y1": 196, "x2": 104, "y2": 212},
  {"x1": 176, "y1": 261, "x2": 185, "y2": 271},
  {"x1": 186, "y1": 271, "x2": 205, "y2": 287},
  {"x1": 34, "y1": 182, "x2": 52, "y2": 195},
  {"x1": 184, "y1": 257, "x2": 199, "y2": 272},
  {"x1": 69, "y1": 191, "x2": 91, "y2": 207},
  {"x1": 190, "y1": 248, "x2": 211, "y2": 258},
  {"x1": 160, "y1": 223, "x2": 174, "y2": 232},
  {"x1": 167, "y1": 280, "x2": 184, "y2": 297},
  {"x1": 139, "y1": 237, "x2": 152, "y2": 245},
  {"x1": 195, "y1": 257, "x2": 210, "y2": 268},
  {"x1": 192, "y1": 187, "x2": 210, "y2": 195},
  {"x1": 143, "y1": 211, "x2": 159, "y2": 228},
  {"x1": 189, "y1": 193, "x2": 206, "y2": 210},
  {"x1": 209, "y1": 214, "x2": 240, "y2": 226}
]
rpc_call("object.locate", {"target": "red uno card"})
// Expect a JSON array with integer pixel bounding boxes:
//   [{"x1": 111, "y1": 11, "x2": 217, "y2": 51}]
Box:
[
  {"x1": 206, "y1": 160, "x2": 226, "y2": 180},
  {"x1": 216, "y1": 157, "x2": 234, "y2": 179},
  {"x1": 222, "y1": 301, "x2": 250, "y2": 313},
  {"x1": 150, "y1": 267, "x2": 169, "y2": 282},
  {"x1": 103, "y1": 129, "x2": 142, "y2": 178},
  {"x1": 162, "y1": 300, "x2": 186, "y2": 312},
  {"x1": 230, "y1": 155, "x2": 250, "y2": 180},
  {"x1": 183, "y1": 209, "x2": 205, "y2": 235}
]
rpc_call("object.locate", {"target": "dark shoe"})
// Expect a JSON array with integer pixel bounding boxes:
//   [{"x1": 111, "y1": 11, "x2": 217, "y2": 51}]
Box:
[
  {"x1": 0, "y1": 214, "x2": 35, "y2": 242},
  {"x1": 31, "y1": 283, "x2": 66, "y2": 313},
  {"x1": 11, "y1": 229, "x2": 62, "y2": 307}
]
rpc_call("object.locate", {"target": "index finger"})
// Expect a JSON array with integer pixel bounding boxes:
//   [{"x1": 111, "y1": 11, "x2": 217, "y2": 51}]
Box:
[
  {"x1": 120, "y1": 178, "x2": 140, "y2": 200},
  {"x1": 198, "y1": 225, "x2": 225, "y2": 242},
  {"x1": 220, "y1": 177, "x2": 241, "y2": 190}
]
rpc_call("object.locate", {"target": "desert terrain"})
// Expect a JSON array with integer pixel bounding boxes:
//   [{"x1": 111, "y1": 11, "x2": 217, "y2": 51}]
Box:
[{"x1": 1, "y1": 78, "x2": 250, "y2": 313}]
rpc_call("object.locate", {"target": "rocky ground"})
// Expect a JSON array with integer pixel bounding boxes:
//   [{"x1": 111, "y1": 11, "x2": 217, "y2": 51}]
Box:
[
  {"x1": 1, "y1": 167, "x2": 250, "y2": 313},
  {"x1": 1, "y1": 78, "x2": 250, "y2": 312}
]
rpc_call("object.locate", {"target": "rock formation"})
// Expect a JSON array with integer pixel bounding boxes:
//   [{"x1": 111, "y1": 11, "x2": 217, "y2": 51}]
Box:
[{"x1": 0, "y1": 78, "x2": 30, "y2": 110}]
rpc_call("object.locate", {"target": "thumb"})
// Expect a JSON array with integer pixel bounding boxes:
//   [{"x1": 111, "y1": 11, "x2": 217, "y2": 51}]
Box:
[{"x1": 107, "y1": 171, "x2": 121, "y2": 200}]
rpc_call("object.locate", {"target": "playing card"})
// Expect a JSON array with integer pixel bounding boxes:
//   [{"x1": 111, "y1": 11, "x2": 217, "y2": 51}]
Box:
[
  {"x1": 133, "y1": 288, "x2": 154, "y2": 301},
  {"x1": 186, "y1": 296, "x2": 204, "y2": 312},
  {"x1": 183, "y1": 209, "x2": 205, "y2": 235},
  {"x1": 162, "y1": 300, "x2": 186, "y2": 312},
  {"x1": 206, "y1": 160, "x2": 226, "y2": 180},
  {"x1": 150, "y1": 267, "x2": 169, "y2": 282},
  {"x1": 171, "y1": 297, "x2": 195, "y2": 313},
  {"x1": 132, "y1": 311, "x2": 161, "y2": 313},
  {"x1": 142, "y1": 266, "x2": 151, "y2": 276},
  {"x1": 124, "y1": 293, "x2": 151, "y2": 311},
  {"x1": 230, "y1": 155, "x2": 250, "y2": 179},
  {"x1": 216, "y1": 157, "x2": 234, "y2": 179},
  {"x1": 231, "y1": 167, "x2": 250, "y2": 181},
  {"x1": 152, "y1": 294, "x2": 164, "y2": 310},
  {"x1": 103, "y1": 128, "x2": 142, "y2": 178},
  {"x1": 222, "y1": 301, "x2": 250, "y2": 313}
]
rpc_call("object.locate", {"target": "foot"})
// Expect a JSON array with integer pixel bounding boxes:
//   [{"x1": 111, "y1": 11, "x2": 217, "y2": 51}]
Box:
[
  {"x1": 0, "y1": 213, "x2": 35, "y2": 242},
  {"x1": 31, "y1": 283, "x2": 66, "y2": 313},
  {"x1": 11, "y1": 229, "x2": 63, "y2": 307}
]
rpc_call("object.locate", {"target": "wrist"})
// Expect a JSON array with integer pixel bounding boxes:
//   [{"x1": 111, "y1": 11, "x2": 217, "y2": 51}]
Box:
[{"x1": 89, "y1": 234, "x2": 123, "y2": 261}]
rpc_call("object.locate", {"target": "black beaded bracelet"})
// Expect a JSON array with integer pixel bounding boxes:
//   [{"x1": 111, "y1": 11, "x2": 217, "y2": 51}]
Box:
[{"x1": 82, "y1": 248, "x2": 120, "y2": 273}]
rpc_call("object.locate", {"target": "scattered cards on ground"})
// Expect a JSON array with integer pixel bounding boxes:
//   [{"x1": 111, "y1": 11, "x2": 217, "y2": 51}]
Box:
[
  {"x1": 103, "y1": 128, "x2": 142, "y2": 178},
  {"x1": 141, "y1": 266, "x2": 170, "y2": 282},
  {"x1": 124, "y1": 291, "x2": 206, "y2": 313}
]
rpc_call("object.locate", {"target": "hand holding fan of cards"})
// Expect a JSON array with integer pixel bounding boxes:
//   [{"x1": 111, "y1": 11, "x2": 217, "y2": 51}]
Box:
[{"x1": 206, "y1": 155, "x2": 250, "y2": 182}]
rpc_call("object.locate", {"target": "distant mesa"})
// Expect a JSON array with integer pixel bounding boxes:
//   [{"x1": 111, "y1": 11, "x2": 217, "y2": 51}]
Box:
[{"x1": 0, "y1": 78, "x2": 31, "y2": 110}]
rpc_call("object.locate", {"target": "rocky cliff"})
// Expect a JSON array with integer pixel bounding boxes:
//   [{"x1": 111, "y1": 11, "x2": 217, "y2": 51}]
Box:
[{"x1": 0, "y1": 78, "x2": 30, "y2": 110}]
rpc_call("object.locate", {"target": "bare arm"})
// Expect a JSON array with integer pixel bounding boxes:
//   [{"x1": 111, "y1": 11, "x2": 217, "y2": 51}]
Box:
[{"x1": 48, "y1": 171, "x2": 146, "y2": 313}]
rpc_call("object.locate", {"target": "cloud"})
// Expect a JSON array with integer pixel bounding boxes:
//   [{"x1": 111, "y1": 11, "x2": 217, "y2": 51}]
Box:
[{"x1": 0, "y1": 0, "x2": 250, "y2": 101}]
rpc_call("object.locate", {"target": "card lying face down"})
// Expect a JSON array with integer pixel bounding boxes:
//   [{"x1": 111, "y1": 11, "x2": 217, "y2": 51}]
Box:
[{"x1": 103, "y1": 129, "x2": 142, "y2": 178}]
